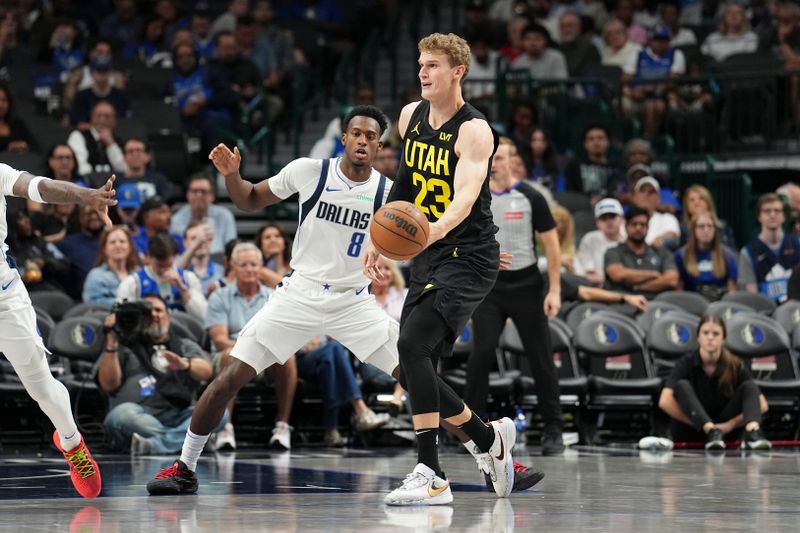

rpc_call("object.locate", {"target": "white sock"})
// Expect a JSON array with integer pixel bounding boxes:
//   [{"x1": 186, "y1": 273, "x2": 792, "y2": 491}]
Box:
[
  {"x1": 180, "y1": 429, "x2": 210, "y2": 471},
  {"x1": 60, "y1": 431, "x2": 82, "y2": 452}
]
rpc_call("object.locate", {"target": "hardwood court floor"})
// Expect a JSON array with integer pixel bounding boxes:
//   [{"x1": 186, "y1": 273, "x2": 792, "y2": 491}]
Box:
[{"x1": 0, "y1": 445, "x2": 797, "y2": 532}]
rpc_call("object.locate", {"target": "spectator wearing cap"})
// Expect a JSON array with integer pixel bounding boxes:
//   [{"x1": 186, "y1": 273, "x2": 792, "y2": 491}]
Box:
[
  {"x1": 118, "y1": 233, "x2": 208, "y2": 320},
  {"x1": 133, "y1": 196, "x2": 185, "y2": 257},
  {"x1": 118, "y1": 138, "x2": 172, "y2": 201},
  {"x1": 575, "y1": 198, "x2": 627, "y2": 285},
  {"x1": 738, "y1": 193, "x2": 800, "y2": 303},
  {"x1": 171, "y1": 172, "x2": 237, "y2": 257},
  {"x1": 511, "y1": 24, "x2": 569, "y2": 79},
  {"x1": 69, "y1": 55, "x2": 130, "y2": 127},
  {"x1": 622, "y1": 24, "x2": 686, "y2": 137},
  {"x1": 631, "y1": 176, "x2": 680, "y2": 249},
  {"x1": 114, "y1": 182, "x2": 144, "y2": 241},
  {"x1": 67, "y1": 101, "x2": 129, "y2": 177},
  {"x1": 604, "y1": 205, "x2": 679, "y2": 299},
  {"x1": 559, "y1": 11, "x2": 602, "y2": 76},
  {"x1": 701, "y1": 3, "x2": 759, "y2": 62},
  {"x1": 83, "y1": 226, "x2": 139, "y2": 306},
  {"x1": 56, "y1": 204, "x2": 106, "y2": 299}
]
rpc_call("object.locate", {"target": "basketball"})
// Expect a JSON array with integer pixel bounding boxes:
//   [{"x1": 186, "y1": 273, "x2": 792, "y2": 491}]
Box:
[{"x1": 371, "y1": 201, "x2": 430, "y2": 260}]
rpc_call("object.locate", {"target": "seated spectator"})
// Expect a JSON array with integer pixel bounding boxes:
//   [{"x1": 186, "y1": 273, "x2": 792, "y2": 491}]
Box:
[
  {"x1": 209, "y1": 31, "x2": 262, "y2": 116},
  {"x1": 113, "y1": 182, "x2": 143, "y2": 232},
  {"x1": 63, "y1": 38, "x2": 127, "y2": 113},
  {"x1": 680, "y1": 184, "x2": 736, "y2": 248},
  {"x1": 602, "y1": 18, "x2": 643, "y2": 69},
  {"x1": 559, "y1": 11, "x2": 601, "y2": 76},
  {"x1": 30, "y1": 202, "x2": 77, "y2": 244},
  {"x1": 56, "y1": 205, "x2": 105, "y2": 299},
  {"x1": 499, "y1": 16, "x2": 530, "y2": 63},
  {"x1": 118, "y1": 233, "x2": 207, "y2": 320},
  {"x1": 575, "y1": 198, "x2": 627, "y2": 285},
  {"x1": 98, "y1": 294, "x2": 226, "y2": 454},
  {"x1": 69, "y1": 56, "x2": 130, "y2": 127},
  {"x1": 360, "y1": 256, "x2": 408, "y2": 414},
  {"x1": 701, "y1": 3, "x2": 759, "y2": 62},
  {"x1": 0, "y1": 82, "x2": 35, "y2": 152},
  {"x1": 505, "y1": 99, "x2": 538, "y2": 154},
  {"x1": 511, "y1": 24, "x2": 568, "y2": 80},
  {"x1": 44, "y1": 17, "x2": 83, "y2": 82},
  {"x1": 660, "y1": 1, "x2": 698, "y2": 47},
  {"x1": 604, "y1": 206, "x2": 679, "y2": 298},
  {"x1": 124, "y1": 16, "x2": 170, "y2": 68},
  {"x1": 171, "y1": 173, "x2": 237, "y2": 257},
  {"x1": 7, "y1": 209, "x2": 69, "y2": 292},
  {"x1": 613, "y1": 0, "x2": 648, "y2": 45},
  {"x1": 28, "y1": 144, "x2": 87, "y2": 216},
  {"x1": 522, "y1": 127, "x2": 564, "y2": 192},
  {"x1": 67, "y1": 101, "x2": 128, "y2": 177},
  {"x1": 675, "y1": 212, "x2": 738, "y2": 301},
  {"x1": 83, "y1": 226, "x2": 139, "y2": 306},
  {"x1": 190, "y1": 7, "x2": 216, "y2": 59},
  {"x1": 99, "y1": 0, "x2": 142, "y2": 49},
  {"x1": 738, "y1": 192, "x2": 800, "y2": 303},
  {"x1": 465, "y1": 35, "x2": 500, "y2": 100},
  {"x1": 132, "y1": 196, "x2": 184, "y2": 257},
  {"x1": 564, "y1": 124, "x2": 619, "y2": 201},
  {"x1": 622, "y1": 25, "x2": 686, "y2": 137},
  {"x1": 118, "y1": 138, "x2": 172, "y2": 202},
  {"x1": 658, "y1": 314, "x2": 770, "y2": 450},
  {"x1": 296, "y1": 339, "x2": 390, "y2": 447},
  {"x1": 256, "y1": 224, "x2": 291, "y2": 288},
  {"x1": 170, "y1": 43, "x2": 218, "y2": 138},
  {"x1": 178, "y1": 222, "x2": 224, "y2": 296},
  {"x1": 618, "y1": 139, "x2": 681, "y2": 215},
  {"x1": 204, "y1": 242, "x2": 296, "y2": 450},
  {"x1": 630, "y1": 176, "x2": 680, "y2": 248}
]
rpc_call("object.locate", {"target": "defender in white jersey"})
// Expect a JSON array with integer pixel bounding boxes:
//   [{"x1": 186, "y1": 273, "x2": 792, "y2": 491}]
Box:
[
  {"x1": 147, "y1": 105, "x2": 400, "y2": 495},
  {"x1": 0, "y1": 163, "x2": 116, "y2": 498}
]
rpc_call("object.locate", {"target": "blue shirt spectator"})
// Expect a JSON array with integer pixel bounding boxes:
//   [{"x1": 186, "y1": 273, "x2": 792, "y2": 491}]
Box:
[
  {"x1": 170, "y1": 173, "x2": 237, "y2": 256},
  {"x1": 675, "y1": 213, "x2": 738, "y2": 301}
]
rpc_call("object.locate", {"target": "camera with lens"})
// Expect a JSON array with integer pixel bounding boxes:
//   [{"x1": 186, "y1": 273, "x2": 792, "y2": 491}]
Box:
[{"x1": 109, "y1": 300, "x2": 153, "y2": 343}]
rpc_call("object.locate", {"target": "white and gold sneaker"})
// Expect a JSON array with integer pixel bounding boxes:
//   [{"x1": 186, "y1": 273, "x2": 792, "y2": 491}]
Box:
[{"x1": 384, "y1": 463, "x2": 453, "y2": 506}]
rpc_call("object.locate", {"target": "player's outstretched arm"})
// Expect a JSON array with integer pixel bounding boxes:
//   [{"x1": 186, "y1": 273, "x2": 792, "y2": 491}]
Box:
[
  {"x1": 12, "y1": 171, "x2": 117, "y2": 227},
  {"x1": 209, "y1": 143, "x2": 281, "y2": 211},
  {"x1": 426, "y1": 119, "x2": 494, "y2": 246}
]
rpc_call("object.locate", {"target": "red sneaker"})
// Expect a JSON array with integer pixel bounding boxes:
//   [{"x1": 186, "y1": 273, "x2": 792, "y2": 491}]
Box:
[{"x1": 53, "y1": 431, "x2": 102, "y2": 498}]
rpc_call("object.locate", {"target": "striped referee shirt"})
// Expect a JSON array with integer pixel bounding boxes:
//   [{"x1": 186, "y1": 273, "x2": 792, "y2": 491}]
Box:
[{"x1": 490, "y1": 180, "x2": 556, "y2": 272}]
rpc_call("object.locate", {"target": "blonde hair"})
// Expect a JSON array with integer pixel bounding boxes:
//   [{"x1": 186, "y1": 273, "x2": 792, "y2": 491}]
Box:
[
  {"x1": 497, "y1": 136, "x2": 517, "y2": 155},
  {"x1": 684, "y1": 212, "x2": 728, "y2": 279},
  {"x1": 379, "y1": 257, "x2": 406, "y2": 290},
  {"x1": 550, "y1": 205, "x2": 576, "y2": 256},
  {"x1": 682, "y1": 184, "x2": 719, "y2": 225},
  {"x1": 719, "y1": 2, "x2": 751, "y2": 35},
  {"x1": 418, "y1": 33, "x2": 471, "y2": 80}
]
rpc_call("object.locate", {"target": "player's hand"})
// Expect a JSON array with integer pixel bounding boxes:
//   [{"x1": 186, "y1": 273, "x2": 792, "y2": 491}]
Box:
[
  {"x1": 162, "y1": 350, "x2": 190, "y2": 371},
  {"x1": 361, "y1": 242, "x2": 386, "y2": 282},
  {"x1": 87, "y1": 174, "x2": 117, "y2": 227},
  {"x1": 544, "y1": 290, "x2": 561, "y2": 319},
  {"x1": 499, "y1": 251, "x2": 513, "y2": 270},
  {"x1": 624, "y1": 294, "x2": 648, "y2": 311},
  {"x1": 209, "y1": 144, "x2": 241, "y2": 178}
]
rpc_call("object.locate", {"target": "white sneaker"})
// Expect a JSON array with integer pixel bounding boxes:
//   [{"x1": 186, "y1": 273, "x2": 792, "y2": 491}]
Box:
[
  {"x1": 214, "y1": 422, "x2": 237, "y2": 451},
  {"x1": 268, "y1": 421, "x2": 292, "y2": 450},
  {"x1": 130, "y1": 432, "x2": 151, "y2": 456},
  {"x1": 475, "y1": 418, "x2": 515, "y2": 498},
  {"x1": 353, "y1": 409, "x2": 391, "y2": 431},
  {"x1": 384, "y1": 463, "x2": 453, "y2": 506}
]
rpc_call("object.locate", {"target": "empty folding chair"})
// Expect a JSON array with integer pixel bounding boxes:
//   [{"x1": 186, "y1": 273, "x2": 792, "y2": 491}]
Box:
[
  {"x1": 726, "y1": 314, "x2": 800, "y2": 439},
  {"x1": 573, "y1": 313, "x2": 663, "y2": 443},
  {"x1": 637, "y1": 300, "x2": 684, "y2": 332},
  {"x1": 565, "y1": 301, "x2": 612, "y2": 333},
  {"x1": 772, "y1": 300, "x2": 800, "y2": 339},
  {"x1": 706, "y1": 300, "x2": 754, "y2": 322},
  {"x1": 722, "y1": 291, "x2": 777, "y2": 314},
  {"x1": 654, "y1": 291, "x2": 709, "y2": 317},
  {"x1": 646, "y1": 312, "x2": 700, "y2": 377},
  {"x1": 30, "y1": 291, "x2": 75, "y2": 321}
]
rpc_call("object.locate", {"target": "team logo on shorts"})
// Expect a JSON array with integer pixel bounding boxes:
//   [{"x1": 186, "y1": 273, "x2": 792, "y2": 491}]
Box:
[{"x1": 70, "y1": 323, "x2": 96, "y2": 348}]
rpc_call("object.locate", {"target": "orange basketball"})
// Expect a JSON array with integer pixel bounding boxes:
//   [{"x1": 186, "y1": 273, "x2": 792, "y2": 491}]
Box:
[{"x1": 371, "y1": 201, "x2": 430, "y2": 260}]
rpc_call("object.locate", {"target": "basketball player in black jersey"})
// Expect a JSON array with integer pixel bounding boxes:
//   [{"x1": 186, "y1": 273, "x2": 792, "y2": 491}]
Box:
[{"x1": 364, "y1": 33, "x2": 522, "y2": 506}]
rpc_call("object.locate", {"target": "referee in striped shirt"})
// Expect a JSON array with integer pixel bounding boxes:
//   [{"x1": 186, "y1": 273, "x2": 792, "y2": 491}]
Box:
[{"x1": 463, "y1": 137, "x2": 565, "y2": 456}]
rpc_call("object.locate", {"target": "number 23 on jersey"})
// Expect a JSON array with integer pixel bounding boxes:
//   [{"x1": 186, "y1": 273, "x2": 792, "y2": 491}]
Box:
[{"x1": 412, "y1": 172, "x2": 451, "y2": 219}]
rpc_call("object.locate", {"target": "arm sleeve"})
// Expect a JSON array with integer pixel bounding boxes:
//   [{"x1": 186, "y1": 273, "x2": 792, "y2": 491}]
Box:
[
  {"x1": 203, "y1": 290, "x2": 228, "y2": 329},
  {"x1": 737, "y1": 247, "x2": 756, "y2": 287},
  {"x1": 267, "y1": 158, "x2": 322, "y2": 200},
  {"x1": 0, "y1": 163, "x2": 23, "y2": 195},
  {"x1": 665, "y1": 353, "x2": 692, "y2": 389},
  {"x1": 183, "y1": 271, "x2": 208, "y2": 321},
  {"x1": 517, "y1": 182, "x2": 556, "y2": 234}
]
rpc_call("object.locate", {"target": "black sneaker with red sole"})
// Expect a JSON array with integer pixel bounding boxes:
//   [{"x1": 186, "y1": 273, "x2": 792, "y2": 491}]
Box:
[
  {"x1": 484, "y1": 461, "x2": 544, "y2": 492},
  {"x1": 147, "y1": 460, "x2": 199, "y2": 495}
]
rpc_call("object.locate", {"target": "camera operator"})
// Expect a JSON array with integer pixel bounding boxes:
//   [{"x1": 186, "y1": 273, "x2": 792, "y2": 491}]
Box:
[{"x1": 98, "y1": 294, "x2": 227, "y2": 454}]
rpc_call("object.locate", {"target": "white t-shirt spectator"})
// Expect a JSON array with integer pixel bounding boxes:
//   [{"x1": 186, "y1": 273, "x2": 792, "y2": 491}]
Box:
[
  {"x1": 466, "y1": 51, "x2": 500, "y2": 98},
  {"x1": 575, "y1": 229, "x2": 627, "y2": 281},
  {"x1": 511, "y1": 49, "x2": 569, "y2": 79},
  {"x1": 701, "y1": 31, "x2": 758, "y2": 62},
  {"x1": 670, "y1": 28, "x2": 698, "y2": 47},
  {"x1": 602, "y1": 40, "x2": 642, "y2": 69},
  {"x1": 646, "y1": 212, "x2": 681, "y2": 245}
]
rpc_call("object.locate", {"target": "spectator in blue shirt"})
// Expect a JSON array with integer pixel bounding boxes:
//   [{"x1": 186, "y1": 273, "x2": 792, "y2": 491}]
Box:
[
  {"x1": 56, "y1": 204, "x2": 104, "y2": 300},
  {"x1": 171, "y1": 173, "x2": 237, "y2": 257},
  {"x1": 177, "y1": 221, "x2": 224, "y2": 296},
  {"x1": 675, "y1": 212, "x2": 738, "y2": 301},
  {"x1": 132, "y1": 196, "x2": 184, "y2": 257},
  {"x1": 83, "y1": 226, "x2": 139, "y2": 307},
  {"x1": 171, "y1": 43, "x2": 213, "y2": 136}
]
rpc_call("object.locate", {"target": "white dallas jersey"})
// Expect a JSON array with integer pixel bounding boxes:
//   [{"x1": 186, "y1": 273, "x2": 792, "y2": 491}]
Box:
[
  {"x1": 0, "y1": 163, "x2": 24, "y2": 283},
  {"x1": 269, "y1": 158, "x2": 391, "y2": 289}
]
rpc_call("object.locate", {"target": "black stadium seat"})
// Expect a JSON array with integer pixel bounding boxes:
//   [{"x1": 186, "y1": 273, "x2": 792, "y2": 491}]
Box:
[
  {"x1": 772, "y1": 300, "x2": 800, "y2": 338},
  {"x1": 654, "y1": 291, "x2": 709, "y2": 318},
  {"x1": 722, "y1": 291, "x2": 777, "y2": 314},
  {"x1": 636, "y1": 300, "x2": 684, "y2": 332},
  {"x1": 646, "y1": 311, "x2": 700, "y2": 377},
  {"x1": 30, "y1": 291, "x2": 75, "y2": 321},
  {"x1": 565, "y1": 301, "x2": 611, "y2": 334},
  {"x1": 705, "y1": 300, "x2": 754, "y2": 322},
  {"x1": 63, "y1": 303, "x2": 112, "y2": 320}
]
